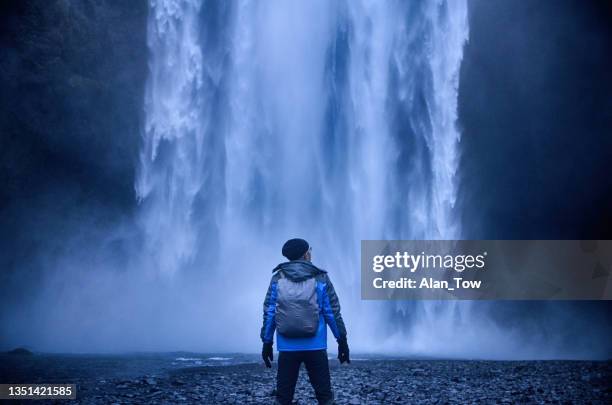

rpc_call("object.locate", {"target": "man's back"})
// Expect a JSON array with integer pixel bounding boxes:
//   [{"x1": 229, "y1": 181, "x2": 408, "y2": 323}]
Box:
[
  {"x1": 261, "y1": 260, "x2": 346, "y2": 351},
  {"x1": 260, "y1": 239, "x2": 350, "y2": 405}
]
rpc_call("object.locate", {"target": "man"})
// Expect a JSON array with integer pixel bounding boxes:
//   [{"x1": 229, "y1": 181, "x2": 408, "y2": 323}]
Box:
[{"x1": 261, "y1": 238, "x2": 350, "y2": 405}]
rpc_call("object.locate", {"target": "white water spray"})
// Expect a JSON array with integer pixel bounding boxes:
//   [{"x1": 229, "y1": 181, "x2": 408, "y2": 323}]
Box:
[
  {"x1": 136, "y1": 0, "x2": 207, "y2": 276},
  {"x1": 138, "y1": 0, "x2": 472, "y2": 354}
]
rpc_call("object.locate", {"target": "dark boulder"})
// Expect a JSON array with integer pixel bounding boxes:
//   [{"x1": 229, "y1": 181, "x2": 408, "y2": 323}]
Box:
[{"x1": 6, "y1": 347, "x2": 33, "y2": 355}]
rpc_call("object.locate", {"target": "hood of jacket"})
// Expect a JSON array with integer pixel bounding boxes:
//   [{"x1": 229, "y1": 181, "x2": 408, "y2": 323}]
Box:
[{"x1": 273, "y1": 260, "x2": 326, "y2": 282}]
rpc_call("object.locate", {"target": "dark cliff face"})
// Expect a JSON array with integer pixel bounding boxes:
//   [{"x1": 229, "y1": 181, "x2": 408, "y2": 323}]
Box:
[
  {"x1": 452, "y1": 1, "x2": 612, "y2": 358},
  {"x1": 0, "y1": 1, "x2": 147, "y2": 276},
  {"x1": 458, "y1": 0, "x2": 612, "y2": 239}
]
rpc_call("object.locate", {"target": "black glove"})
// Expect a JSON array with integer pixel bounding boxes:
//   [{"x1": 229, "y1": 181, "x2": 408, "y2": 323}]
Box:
[
  {"x1": 262, "y1": 342, "x2": 273, "y2": 368},
  {"x1": 337, "y1": 336, "x2": 350, "y2": 364}
]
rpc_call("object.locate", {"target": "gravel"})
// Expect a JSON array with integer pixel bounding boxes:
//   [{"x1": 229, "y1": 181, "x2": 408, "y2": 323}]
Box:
[{"x1": 2, "y1": 356, "x2": 610, "y2": 404}]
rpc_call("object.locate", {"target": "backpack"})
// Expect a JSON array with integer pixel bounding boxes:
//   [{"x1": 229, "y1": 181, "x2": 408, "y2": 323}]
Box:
[{"x1": 275, "y1": 272, "x2": 320, "y2": 337}]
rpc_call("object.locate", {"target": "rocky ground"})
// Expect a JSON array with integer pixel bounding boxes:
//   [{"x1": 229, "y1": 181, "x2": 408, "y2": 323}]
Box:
[{"x1": 2, "y1": 354, "x2": 610, "y2": 404}]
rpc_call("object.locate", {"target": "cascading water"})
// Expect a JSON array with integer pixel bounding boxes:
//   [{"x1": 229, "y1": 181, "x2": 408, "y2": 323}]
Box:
[
  {"x1": 136, "y1": 0, "x2": 207, "y2": 276},
  {"x1": 137, "y1": 0, "x2": 471, "y2": 353}
]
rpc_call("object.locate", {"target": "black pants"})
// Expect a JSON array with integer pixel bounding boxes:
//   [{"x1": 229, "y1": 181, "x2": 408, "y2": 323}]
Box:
[{"x1": 276, "y1": 349, "x2": 333, "y2": 405}]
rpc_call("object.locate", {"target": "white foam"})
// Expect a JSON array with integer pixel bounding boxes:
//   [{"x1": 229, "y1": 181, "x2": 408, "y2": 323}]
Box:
[{"x1": 174, "y1": 357, "x2": 201, "y2": 362}]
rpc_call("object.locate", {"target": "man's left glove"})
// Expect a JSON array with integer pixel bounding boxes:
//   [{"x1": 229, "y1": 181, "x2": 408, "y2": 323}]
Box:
[
  {"x1": 262, "y1": 342, "x2": 274, "y2": 368},
  {"x1": 337, "y1": 336, "x2": 350, "y2": 364}
]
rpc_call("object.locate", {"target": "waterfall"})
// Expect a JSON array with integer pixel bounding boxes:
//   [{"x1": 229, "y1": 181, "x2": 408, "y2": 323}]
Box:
[
  {"x1": 137, "y1": 0, "x2": 469, "y2": 352},
  {"x1": 136, "y1": 0, "x2": 206, "y2": 276}
]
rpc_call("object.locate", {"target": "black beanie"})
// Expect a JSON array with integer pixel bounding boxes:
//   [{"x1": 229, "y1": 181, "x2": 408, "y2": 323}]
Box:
[{"x1": 282, "y1": 238, "x2": 310, "y2": 260}]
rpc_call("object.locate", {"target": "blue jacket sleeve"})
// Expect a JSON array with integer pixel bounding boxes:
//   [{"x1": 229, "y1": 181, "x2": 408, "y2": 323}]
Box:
[
  {"x1": 320, "y1": 274, "x2": 347, "y2": 340},
  {"x1": 260, "y1": 278, "x2": 278, "y2": 343}
]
